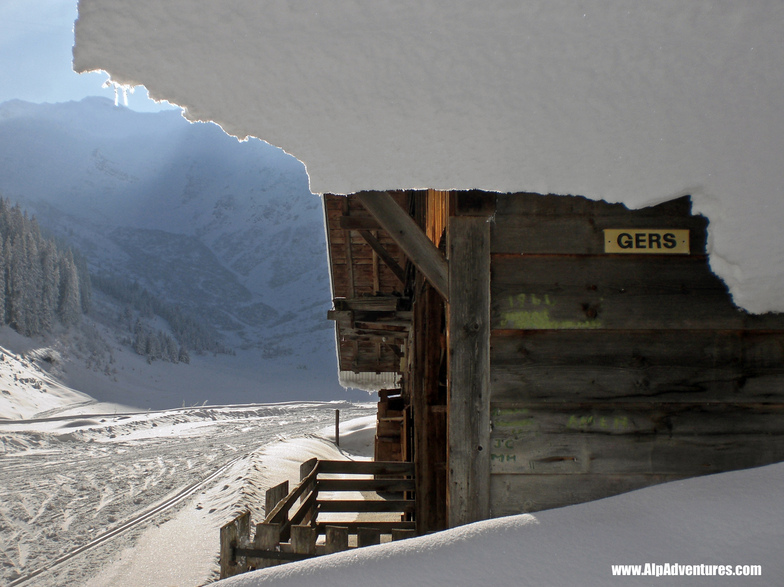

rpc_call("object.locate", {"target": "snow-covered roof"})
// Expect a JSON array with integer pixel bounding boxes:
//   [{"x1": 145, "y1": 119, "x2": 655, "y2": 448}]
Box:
[{"x1": 73, "y1": 1, "x2": 784, "y2": 313}]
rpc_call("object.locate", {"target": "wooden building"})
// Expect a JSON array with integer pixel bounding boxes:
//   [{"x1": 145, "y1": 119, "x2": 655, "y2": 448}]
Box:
[{"x1": 325, "y1": 190, "x2": 784, "y2": 534}]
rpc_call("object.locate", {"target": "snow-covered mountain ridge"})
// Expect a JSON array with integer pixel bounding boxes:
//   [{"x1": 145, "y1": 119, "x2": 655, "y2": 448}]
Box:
[{"x1": 0, "y1": 98, "x2": 349, "y2": 411}]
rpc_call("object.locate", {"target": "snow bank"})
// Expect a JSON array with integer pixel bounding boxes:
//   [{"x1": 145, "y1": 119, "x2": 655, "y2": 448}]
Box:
[
  {"x1": 0, "y1": 329, "x2": 96, "y2": 419},
  {"x1": 73, "y1": 1, "x2": 784, "y2": 313},
  {"x1": 217, "y1": 462, "x2": 784, "y2": 586},
  {"x1": 82, "y1": 421, "x2": 375, "y2": 587}
]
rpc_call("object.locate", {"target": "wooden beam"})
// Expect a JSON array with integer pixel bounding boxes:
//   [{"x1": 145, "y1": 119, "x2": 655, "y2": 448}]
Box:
[
  {"x1": 339, "y1": 215, "x2": 381, "y2": 230},
  {"x1": 447, "y1": 214, "x2": 491, "y2": 527},
  {"x1": 356, "y1": 191, "x2": 449, "y2": 301},
  {"x1": 357, "y1": 229, "x2": 407, "y2": 285}
]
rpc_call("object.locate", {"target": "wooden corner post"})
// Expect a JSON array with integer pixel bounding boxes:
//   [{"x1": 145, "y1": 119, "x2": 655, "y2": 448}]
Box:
[{"x1": 447, "y1": 194, "x2": 493, "y2": 527}]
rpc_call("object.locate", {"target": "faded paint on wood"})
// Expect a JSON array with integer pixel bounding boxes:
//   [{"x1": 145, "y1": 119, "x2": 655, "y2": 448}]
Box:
[
  {"x1": 490, "y1": 256, "x2": 767, "y2": 331},
  {"x1": 485, "y1": 192, "x2": 784, "y2": 519}
]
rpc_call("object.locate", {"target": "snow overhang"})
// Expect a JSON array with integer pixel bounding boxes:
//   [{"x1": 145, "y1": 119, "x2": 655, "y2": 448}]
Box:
[{"x1": 73, "y1": 1, "x2": 784, "y2": 314}]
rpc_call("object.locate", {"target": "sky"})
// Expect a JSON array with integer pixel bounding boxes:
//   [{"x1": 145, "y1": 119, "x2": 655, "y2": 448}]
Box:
[{"x1": 0, "y1": 0, "x2": 176, "y2": 112}]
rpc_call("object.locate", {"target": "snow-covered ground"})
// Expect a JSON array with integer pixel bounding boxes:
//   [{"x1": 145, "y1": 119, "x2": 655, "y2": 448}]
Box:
[{"x1": 0, "y1": 397, "x2": 376, "y2": 586}]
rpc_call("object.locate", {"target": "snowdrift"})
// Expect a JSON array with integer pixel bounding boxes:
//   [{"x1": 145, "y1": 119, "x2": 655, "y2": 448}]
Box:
[{"x1": 217, "y1": 461, "x2": 784, "y2": 586}]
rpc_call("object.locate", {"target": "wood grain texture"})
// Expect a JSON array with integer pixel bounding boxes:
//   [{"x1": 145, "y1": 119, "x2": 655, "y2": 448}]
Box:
[
  {"x1": 490, "y1": 473, "x2": 681, "y2": 515},
  {"x1": 490, "y1": 330, "x2": 784, "y2": 403},
  {"x1": 447, "y1": 214, "x2": 491, "y2": 526}
]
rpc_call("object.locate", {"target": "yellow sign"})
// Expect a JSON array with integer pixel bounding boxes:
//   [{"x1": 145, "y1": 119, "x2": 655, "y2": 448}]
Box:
[{"x1": 604, "y1": 229, "x2": 690, "y2": 254}]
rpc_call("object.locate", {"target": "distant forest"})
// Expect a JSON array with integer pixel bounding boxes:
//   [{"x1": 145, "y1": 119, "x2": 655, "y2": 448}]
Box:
[
  {"x1": 92, "y1": 273, "x2": 230, "y2": 361},
  {"x1": 0, "y1": 198, "x2": 91, "y2": 337},
  {"x1": 0, "y1": 197, "x2": 229, "y2": 365}
]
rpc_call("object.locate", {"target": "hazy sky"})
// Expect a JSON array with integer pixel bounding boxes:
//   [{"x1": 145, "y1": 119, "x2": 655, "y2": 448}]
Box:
[{"x1": 0, "y1": 0, "x2": 176, "y2": 111}]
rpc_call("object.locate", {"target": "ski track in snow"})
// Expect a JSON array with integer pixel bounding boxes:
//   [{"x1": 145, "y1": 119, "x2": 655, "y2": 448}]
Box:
[{"x1": 0, "y1": 401, "x2": 373, "y2": 586}]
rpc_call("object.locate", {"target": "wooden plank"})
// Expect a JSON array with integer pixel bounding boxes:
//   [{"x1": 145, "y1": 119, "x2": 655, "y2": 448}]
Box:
[
  {"x1": 325, "y1": 526, "x2": 349, "y2": 554},
  {"x1": 334, "y1": 297, "x2": 402, "y2": 312},
  {"x1": 491, "y1": 255, "x2": 767, "y2": 330},
  {"x1": 265, "y1": 481, "x2": 289, "y2": 520},
  {"x1": 357, "y1": 229, "x2": 407, "y2": 285},
  {"x1": 412, "y1": 282, "x2": 448, "y2": 533},
  {"x1": 318, "y1": 460, "x2": 414, "y2": 476},
  {"x1": 316, "y1": 499, "x2": 415, "y2": 513},
  {"x1": 357, "y1": 527, "x2": 381, "y2": 547},
  {"x1": 315, "y1": 521, "x2": 416, "y2": 534},
  {"x1": 356, "y1": 191, "x2": 449, "y2": 301},
  {"x1": 490, "y1": 402, "x2": 784, "y2": 436},
  {"x1": 391, "y1": 528, "x2": 418, "y2": 541},
  {"x1": 447, "y1": 214, "x2": 491, "y2": 527},
  {"x1": 339, "y1": 215, "x2": 382, "y2": 230},
  {"x1": 489, "y1": 473, "x2": 682, "y2": 515},
  {"x1": 291, "y1": 525, "x2": 316, "y2": 555},
  {"x1": 290, "y1": 489, "x2": 318, "y2": 527},
  {"x1": 491, "y1": 212, "x2": 707, "y2": 255},
  {"x1": 264, "y1": 466, "x2": 319, "y2": 526},
  {"x1": 219, "y1": 519, "x2": 239, "y2": 579},
  {"x1": 487, "y1": 431, "x2": 784, "y2": 475},
  {"x1": 249, "y1": 523, "x2": 280, "y2": 569},
  {"x1": 490, "y1": 330, "x2": 784, "y2": 403}
]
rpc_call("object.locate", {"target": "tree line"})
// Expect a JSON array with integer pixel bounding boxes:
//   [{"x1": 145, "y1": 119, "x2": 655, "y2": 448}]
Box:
[
  {"x1": 0, "y1": 198, "x2": 91, "y2": 336},
  {"x1": 92, "y1": 273, "x2": 230, "y2": 360}
]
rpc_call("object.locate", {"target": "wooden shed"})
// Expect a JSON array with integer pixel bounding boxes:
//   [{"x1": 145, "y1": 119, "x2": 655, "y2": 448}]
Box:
[{"x1": 325, "y1": 190, "x2": 784, "y2": 534}]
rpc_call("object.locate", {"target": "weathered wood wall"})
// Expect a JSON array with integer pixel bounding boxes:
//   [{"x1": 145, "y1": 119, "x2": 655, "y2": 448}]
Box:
[
  {"x1": 324, "y1": 193, "x2": 411, "y2": 374},
  {"x1": 488, "y1": 193, "x2": 784, "y2": 515}
]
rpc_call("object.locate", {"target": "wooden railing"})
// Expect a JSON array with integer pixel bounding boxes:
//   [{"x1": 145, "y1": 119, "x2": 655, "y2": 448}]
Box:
[{"x1": 220, "y1": 459, "x2": 415, "y2": 579}]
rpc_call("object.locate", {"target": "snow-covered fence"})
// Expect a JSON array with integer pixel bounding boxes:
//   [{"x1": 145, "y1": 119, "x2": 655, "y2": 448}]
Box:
[{"x1": 220, "y1": 458, "x2": 415, "y2": 579}]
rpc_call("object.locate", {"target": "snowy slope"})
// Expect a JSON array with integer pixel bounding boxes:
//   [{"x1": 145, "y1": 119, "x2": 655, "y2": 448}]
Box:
[{"x1": 74, "y1": 1, "x2": 784, "y2": 314}]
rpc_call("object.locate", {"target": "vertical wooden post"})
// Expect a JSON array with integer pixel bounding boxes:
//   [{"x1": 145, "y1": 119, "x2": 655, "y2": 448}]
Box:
[
  {"x1": 265, "y1": 480, "x2": 290, "y2": 541},
  {"x1": 250, "y1": 522, "x2": 281, "y2": 569},
  {"x1": 291, "y1": 525, "x2": 316, "y2": 556},
  {"x1": 335, "y1": 409, "x2": 340, "y2": 446},
  {"x1": 447, "y1": 204, "x2": 492, "y2": 528},
  {"x1": 391, "y1": 528, "x2": 417, "y2": 541},
  {"x1": 219, "y1": 519, "x2": 238, "y2": 579},
  {"x1": 412, "y1": 281, "x2": 447, "y2": 533},
  {"x1": 266, "y1": 481, "x2": 289, "y2": 516},
  {"x1": 300, "y1": 458, "x2": 318, "y2": 480},
  {"x1": 236, "y1": 511, "x2": 251, "y2": 544},
  {"x1": 325, "y1": 525, "x2": 349, "y2": 554},
  {"x1": 356, "y1": 527, "x2": 381, "y2": 547}
]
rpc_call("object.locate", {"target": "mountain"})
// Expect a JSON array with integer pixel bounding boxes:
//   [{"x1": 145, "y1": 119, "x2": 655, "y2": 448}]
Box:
[{"x1": 0, "y1": 97, "x2": 353, "y2": 407}]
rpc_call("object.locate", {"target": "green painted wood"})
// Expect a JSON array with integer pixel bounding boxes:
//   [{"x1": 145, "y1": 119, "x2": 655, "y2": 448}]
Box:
[{"x1": 490, "y1": 255, "x2": 768, "y2": 331}]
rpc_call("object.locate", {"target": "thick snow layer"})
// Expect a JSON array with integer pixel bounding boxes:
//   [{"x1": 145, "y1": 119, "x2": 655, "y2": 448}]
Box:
[
  {"x1": 218, "y1": 462, "x2": 784, "y2": 587},
  {"x1": 73, "y1": 1, "x2": 784, "y2": 313}
]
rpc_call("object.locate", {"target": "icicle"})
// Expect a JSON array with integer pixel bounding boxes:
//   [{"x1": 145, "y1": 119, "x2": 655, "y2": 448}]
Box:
[{"x1": 101, "y1": 77, "x2": 135, "y2": 107}]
